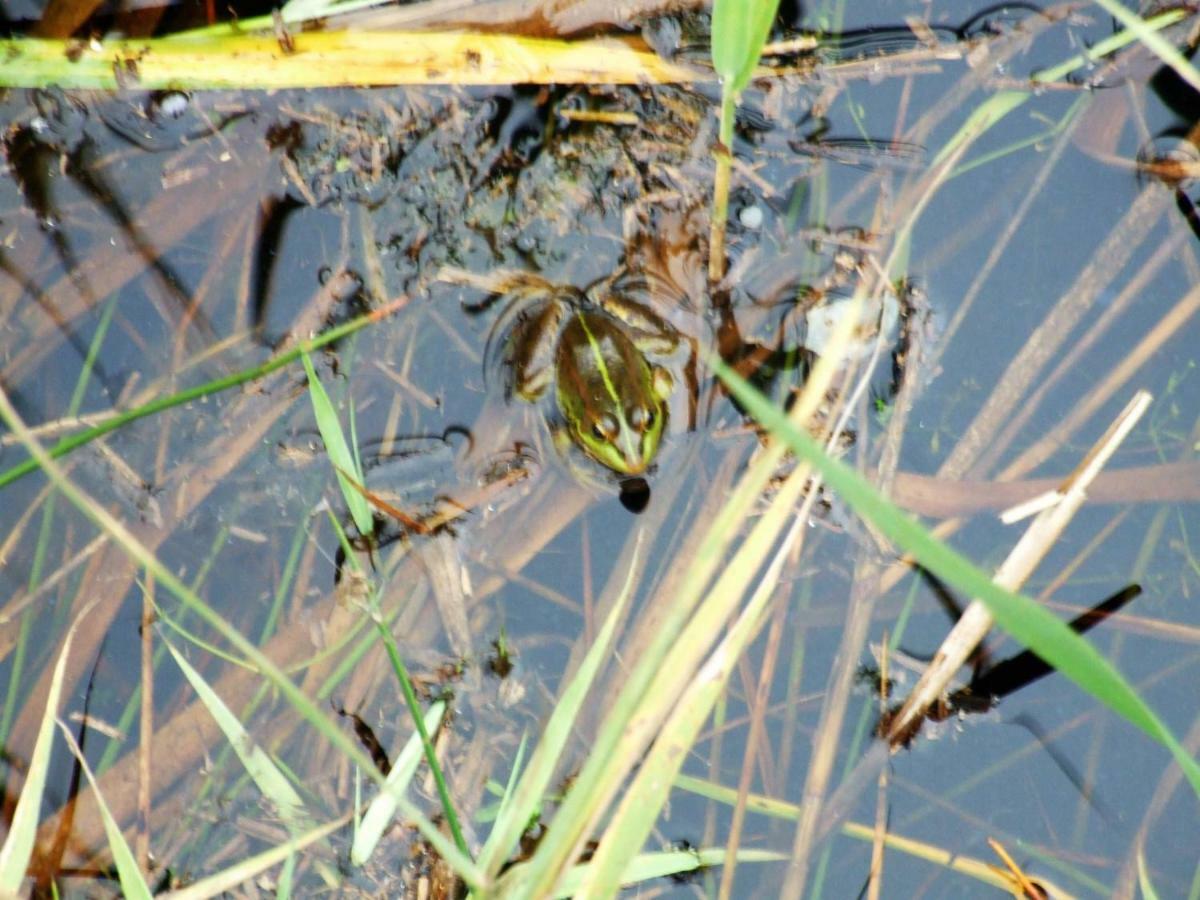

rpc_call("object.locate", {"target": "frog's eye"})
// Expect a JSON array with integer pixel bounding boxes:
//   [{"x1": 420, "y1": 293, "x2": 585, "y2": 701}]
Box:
[
  {"x1": 629, "y1": 406, "x2": 654, "y2": 432},
  {"x1": 591, "y1": 415, "x2": 618, "y2": 441}
]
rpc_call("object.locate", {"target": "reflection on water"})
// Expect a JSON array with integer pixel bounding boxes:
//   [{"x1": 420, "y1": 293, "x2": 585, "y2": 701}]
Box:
[{"x1": 0, "y1": 3, "x2": 1199, "y2": 895}]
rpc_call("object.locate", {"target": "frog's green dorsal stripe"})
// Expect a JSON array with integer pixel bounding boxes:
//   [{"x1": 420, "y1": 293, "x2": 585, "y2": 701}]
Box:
[{"x1": 573, "y1": 309, "x2": 638, "y2": 461}]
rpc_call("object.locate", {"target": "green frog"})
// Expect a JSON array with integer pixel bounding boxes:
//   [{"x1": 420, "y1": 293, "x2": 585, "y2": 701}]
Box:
[{"x1": 440, "y1": 267, "x2": 696, "y2": 481}]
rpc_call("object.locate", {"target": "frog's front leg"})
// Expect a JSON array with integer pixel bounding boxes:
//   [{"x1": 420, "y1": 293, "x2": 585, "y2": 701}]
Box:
[{"x1": 506, "y1": 298, "x2": 565, "y2": 402}]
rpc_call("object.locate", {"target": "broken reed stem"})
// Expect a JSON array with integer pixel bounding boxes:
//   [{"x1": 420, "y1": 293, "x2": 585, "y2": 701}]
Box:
[
  {"x1": 708, "y1": 92, "x2": 736, "y2": 283},
  {"x1": 885, "y1": 389, "x2": 1153, "y2": 745}
]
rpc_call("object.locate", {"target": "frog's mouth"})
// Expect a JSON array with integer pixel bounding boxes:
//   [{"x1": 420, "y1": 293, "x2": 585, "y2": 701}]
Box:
[{"x1": 618, "y1": 477, "x2": 651, "y2": 514}]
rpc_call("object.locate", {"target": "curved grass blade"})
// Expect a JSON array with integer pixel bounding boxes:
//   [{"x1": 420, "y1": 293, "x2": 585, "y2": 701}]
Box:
[
  {"x1": 0, "y1": 597, "x2": 99, "y2": 891},
  {"x1": 56, "y1": 722, "x2": 153, "y2": 900},
  {"x1": 351, "y1": 700, "x2": 446, "y2": 865},
  {"x1": 301, "y1": 350, "x2": 373, "y2": 535},
  {"x1": 164, "y1": 638, "x2": 307, "y2": 823}
]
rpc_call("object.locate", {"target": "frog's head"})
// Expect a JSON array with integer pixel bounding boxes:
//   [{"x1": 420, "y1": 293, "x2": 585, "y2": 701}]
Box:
[{"x1": 555, "y1": 311, "x2": 673, "y2": 476}]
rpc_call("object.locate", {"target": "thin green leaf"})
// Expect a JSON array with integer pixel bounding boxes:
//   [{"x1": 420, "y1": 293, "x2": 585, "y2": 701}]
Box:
[
  {"x1": 371, "y1": 609, "x2": 469, "y2": 856},
  {"x1": 351, "y1": 701, "x2": 446, "y2": 865},
  {"x1": 483, "y1": 732, "x2": 529, "y2": 830},
  {"x1": 713, "y1": 357, "x2": 1200, "y2": 797},
  {"x1": 1088, "y1": 0, "x2": 1200, "y2": 94},
  {"x1": 0, "y1": 299, "x2": 405, "y2": 491},
  {"x1": 929, "y1": 9, "x2": 1185, "y2": 170},
  {"x1": 56, "y1": 722, "x2": 154, "y2": 900},
  {"x1": 300, "y1": 350, "x2": 373, "y2": 535}
]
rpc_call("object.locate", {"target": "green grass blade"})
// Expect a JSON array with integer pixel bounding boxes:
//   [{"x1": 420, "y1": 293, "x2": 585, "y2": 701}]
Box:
[
  {"x1": 351, "y1": 701, "x2": 446, "y2": 865},
  {"x1": 0, "y1": 299, "x2": 406, "y2": 492},
  {"x1": 1088, "y1": 0, "x2": 1200, "y2": 94},
  {"x1": 712, "y1": 357, "x2": 1200, "y2": 797},
  {"x1": 711, "y1": 0, "x2": 781, "y2": 96},
  {"x1": 0, "y1": 598, "x2": 98, "y2": 891},
  {"x1": 370, "y1": 610, "x2": 469, "y2": 856},
  {"x1": 483, "y1": 732, "x2": 529, "y2": 830},
  {"x1": 1138, "y1": 851, "x2": 1162, "y2": 900},
  {"x1": 164, "y1": 638, "x2": 307, "y2": 822},
  {"x1": 478, "y1": 532, "x2": 644, "y2": 880},
  {"x1": 300, "y1": 350, "x2": 373, "y2": 535},
  {"x1": 55, "y1": 722, "x2": 153, "y2": 900}
]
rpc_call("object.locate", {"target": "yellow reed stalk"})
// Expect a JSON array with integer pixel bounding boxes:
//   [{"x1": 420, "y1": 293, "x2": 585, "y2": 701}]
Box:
[{"x1": 0, "y1": 30, "x2": 703, "y2": 90}]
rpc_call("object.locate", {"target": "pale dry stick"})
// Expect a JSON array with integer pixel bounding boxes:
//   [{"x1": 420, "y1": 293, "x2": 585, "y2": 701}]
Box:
[
  {"x1": 0, "y1": 478, "x2": 55, "y2": 567},
  {"x1": 884, "y1": 390, "x2": 1152, "y2": 744},
  {"x1": 334, "y1": 0, "x2": 700, "y2": 35},
  {"x1": 417, "y1": 534, "x2": 475, "y2": 666},
  {"x1": 167, "y1": 199, "x2": 257, "y2": 383},
  {"x1": 977, "y1": 227, "x2": 1188, "y2": 478},
  {"x1": 942, "y1": 183, "x2": 1170, "y2": 481},
  {"x1": 867, "y1": 632, "x2": 890, "y2": 900},
  {"x1": 891, "y1": 459, "x2": 1200, "y2": 517},
  {"x1": 998, "y1": 279, "x2": 1200, "y2": 480},
  {"x1": 786, "y1": 561, "x2": 889, "y2": 894},
  {"x1": 0, "y1": 533, "x2": 106, "y2": 638},
  {"x1": 137, "y1": 572, "x2": 154, "y2": 877},
  {"x1": 0, "y1": 412, "x2": 124, "y2": 447},
  {"x1": 717, "y1": 586, "x2": 789, "y2": 900}
]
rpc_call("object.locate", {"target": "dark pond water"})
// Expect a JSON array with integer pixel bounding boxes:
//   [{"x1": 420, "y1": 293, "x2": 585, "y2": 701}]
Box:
[{"x1": 1, "y1": 1, "x2": 1199, "y2": 896}]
